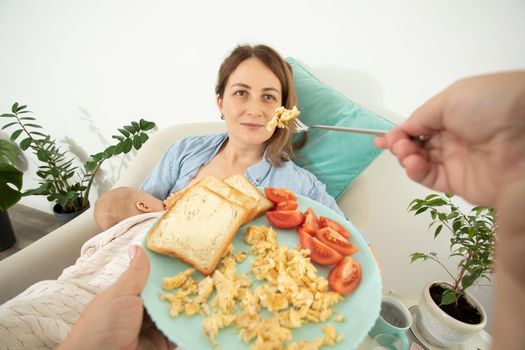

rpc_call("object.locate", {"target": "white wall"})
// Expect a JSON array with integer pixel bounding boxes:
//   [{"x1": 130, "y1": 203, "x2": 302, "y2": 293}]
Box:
[{"x1": 2, "y1": 0, "x2": 524, "y2": 333}]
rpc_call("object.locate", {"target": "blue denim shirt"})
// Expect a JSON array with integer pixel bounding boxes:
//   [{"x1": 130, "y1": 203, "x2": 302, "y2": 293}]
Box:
[{"x1": 139, "y1": 132, "x2": 345, "y2": 216}]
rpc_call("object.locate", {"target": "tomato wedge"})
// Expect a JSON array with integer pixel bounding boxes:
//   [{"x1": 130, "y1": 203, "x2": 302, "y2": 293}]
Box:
[
  {"x1": 328, "y1": 257, "x2": 362, "y2": 295},
  {"x1": 319, "y1": 216, "x2": 351, "y2": 239},
  {"x1": 299, "y1": 232, "x2": 343, "y2": 266},
  {"x1": 316, "y1": 227, "x2": 359, "y2": 255},
  {"x1": 275, "y1": 200, "x2": 298, "y2": 211},
  {"x1": 266, "y1": 210, "x2": 305, "y2": 229},
  {"x1": 264, "y1": 187, "x2": 296, "y2": 203},
  {"x1": 296, "y1": 207, "x2": 319, "y2": 236}
]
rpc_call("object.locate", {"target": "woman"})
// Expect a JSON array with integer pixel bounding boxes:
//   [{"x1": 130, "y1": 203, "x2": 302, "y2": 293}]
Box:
[{"x1": 140, "y1": 44, "x2": 344, "y2": 216}]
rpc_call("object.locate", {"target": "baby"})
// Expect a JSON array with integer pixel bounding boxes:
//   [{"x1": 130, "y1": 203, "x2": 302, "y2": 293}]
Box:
[{"x1": 94, "y1": 187, "x2": 165, "y2": 230}]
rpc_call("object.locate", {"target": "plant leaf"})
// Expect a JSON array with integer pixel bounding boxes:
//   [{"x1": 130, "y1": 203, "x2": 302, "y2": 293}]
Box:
[
  {"x1": 447, "y1": 211, "x2": 459, "y2": 219},
  {"x1": 85, "y1": 160, "x2": 97, "y2": 172},
  {"x1": 410, "y1": 252, "x2": 429, "y2": 263},
  {"x1": 123, "y1": 125, "x2": 135, "y2": 134},
  {"x1": 462, "y1": 271, "x2": 481, "y2": 290},
  {"x1": 424, "y1": 194, "x2": 439, "y2": 200},
  {"x1": 0, "y1": 162, "x2": 23, "y2": 210},
  {"x1": 112, "y1": 135, "x2": 125, "y2": 142},
  {"x1": 118, "y1": 128, "x2": 130, "y2": 137},
  {"x1": 1, "y1": 121, "x2": 18, "y2": 130},
  {"x1": 139, "y1": 119, "x2": 156, "y2": 131},
  {"x1": 139, "y1": 133, "x2": 149, "y2": 143},
  {"x1": 10, "y1": 129, "x2": 23, "y2": 142},
  {"x1": 23, "y1": 123, "x2": 43, "y2": 129},
  {"x1": 113, "y1": 142, "x2": 124, "y2": 155},
  {"x1": 440, "y1": 289, "x2": 457, "y2": 306},
  {"x1": 452, "y1": 220, "x2": 462, "y2": 232},
  {"x1": 426, "y1": 198, "x2": 448, "y2": 207},
  {"x1": 434, "y1": 224, "x2": 443, "y2": 238},
  {"x1": 123, "y1": 139, "x2": 133, "y2": 153},
  {"x1": 36, "y1": 149, "x2": 49, "y2": 162},
  {"x1": 414, "y1": 207, "x2": 428, "y2": 215},
  {"x1": 132, "y1": 135, "x2": 142, "y2": 150},
  {"x1": 131, "y1": 121, "x2": 140, "y2": 132},
  {"x1": 0, "y1": 139, "x2": 19, "y2": 165},
  {"x1": 103, "y1": 145, "x2": 116, "y2": 158},
  {"x1": 19, "y1": 137, "x2": 32, "y2": 151}
]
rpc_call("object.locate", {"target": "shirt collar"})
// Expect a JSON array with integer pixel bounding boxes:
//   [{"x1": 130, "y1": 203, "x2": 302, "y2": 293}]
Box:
[
  {"x1": 246, "y1": 147, "x2": 272, "y2": 187},
  {"x1": 205, "y1": 132, "x2": 228, "y2": 165},
  {"x1": 214, "y1": 132, "x2": 272, "y2": 187}
]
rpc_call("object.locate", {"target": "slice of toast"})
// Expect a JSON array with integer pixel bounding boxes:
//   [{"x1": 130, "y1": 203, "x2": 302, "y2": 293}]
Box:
[
  {"x1": 198, "y1": 176, "x2": 258, "y2": 222},
  {"x1": 147, "y1": 185, "x2": 248, "y2": 275},
  {"x1": 164, "y1": 176, "x2": 259, "y2": 222},
  {"x1": 223, "y1": 175, "x2": 273, "y2": 218},
  {"x1": 164, "y1": 190, "x2": 185, "y2": 210}
]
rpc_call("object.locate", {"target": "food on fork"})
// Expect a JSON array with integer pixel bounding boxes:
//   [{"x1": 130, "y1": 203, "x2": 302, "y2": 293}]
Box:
[{"x1": 266, "y1": 105, "x2": 301, "y2": 131}]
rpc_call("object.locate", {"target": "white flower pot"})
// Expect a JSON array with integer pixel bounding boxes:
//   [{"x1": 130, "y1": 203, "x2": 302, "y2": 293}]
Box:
[{"x1": 416, "y1": 281, "x2": 487, "y2": 348}]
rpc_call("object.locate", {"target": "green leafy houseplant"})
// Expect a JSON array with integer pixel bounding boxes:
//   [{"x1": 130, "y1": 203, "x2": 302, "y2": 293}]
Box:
[
  {"x1": 408, "y1": 193, "x2": 496, "y2": 307},
  {"x1": 0, "y1": 139, "x2": 23, "y2": 211},
  {"x1": 1, "y1": 102, "x2": 156, "y2": 214}
]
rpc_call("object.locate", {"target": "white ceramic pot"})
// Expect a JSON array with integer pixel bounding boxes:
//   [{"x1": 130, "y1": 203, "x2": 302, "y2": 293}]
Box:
[{"x1": 416, "y1": 281, "x2": 487, "y2": 348}]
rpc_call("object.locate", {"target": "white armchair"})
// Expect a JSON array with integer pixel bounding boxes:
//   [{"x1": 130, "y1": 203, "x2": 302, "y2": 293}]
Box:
[{"x1": 0, "y1": 122, "x2": 370, "y2": 304}]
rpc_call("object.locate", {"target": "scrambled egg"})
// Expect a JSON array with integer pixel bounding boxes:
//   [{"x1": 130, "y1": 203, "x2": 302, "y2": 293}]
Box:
[
  {"x1": 160, "y1": 225, "x2": 344, "y2": 349},
  {"x1": 267, "y1": 106, "x2": 301, "y2": 131}
]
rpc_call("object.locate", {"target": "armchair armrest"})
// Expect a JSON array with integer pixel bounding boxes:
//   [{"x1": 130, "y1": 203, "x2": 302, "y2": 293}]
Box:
[{"x1": 0, "y1": 209, "x2": 99, "y2": 304}]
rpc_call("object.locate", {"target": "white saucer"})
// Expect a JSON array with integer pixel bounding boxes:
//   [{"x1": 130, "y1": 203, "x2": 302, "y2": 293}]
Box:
[{"x1": 408, "y1": 305, "x2": 461, "y2": 350}]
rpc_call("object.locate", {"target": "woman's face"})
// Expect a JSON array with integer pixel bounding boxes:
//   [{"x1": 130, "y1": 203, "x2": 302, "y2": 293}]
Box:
[{"x1": 217, "y1": 57, "x2": 282, "y2": 147}]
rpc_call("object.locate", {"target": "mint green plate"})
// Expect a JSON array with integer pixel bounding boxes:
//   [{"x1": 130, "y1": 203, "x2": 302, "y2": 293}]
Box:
[{"x1": 141, "y1": 193, "x2": 381, "y2": 350}]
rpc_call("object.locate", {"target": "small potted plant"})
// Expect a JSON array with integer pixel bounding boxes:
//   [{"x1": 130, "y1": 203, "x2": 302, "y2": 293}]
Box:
[
  {"x1": 1, "y1": 103, "x2": 156, "y2": 224},
  {"x1": 408, "y1": 193, "x2": 495, "y2": 348},
  {"x1": 0, "y1": 138, "x2": 23, "y2": 250}
]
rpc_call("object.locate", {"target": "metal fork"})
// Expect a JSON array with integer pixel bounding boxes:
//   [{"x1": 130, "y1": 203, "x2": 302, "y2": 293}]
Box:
[{"x1": 292, "y1": 119, "x2": 429, "y2": 141}]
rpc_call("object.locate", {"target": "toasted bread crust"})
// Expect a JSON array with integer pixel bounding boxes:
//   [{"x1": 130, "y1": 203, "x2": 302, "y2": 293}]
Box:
[
  {"x1": 199, "y1": 176, "x2": 258, "y2": 222},
  {"x1": 224, "y1": 175, "x2": 273, "y2": 217},
  {"x1": 164, "y1": 176, "x2": 259, "y2": 222}
]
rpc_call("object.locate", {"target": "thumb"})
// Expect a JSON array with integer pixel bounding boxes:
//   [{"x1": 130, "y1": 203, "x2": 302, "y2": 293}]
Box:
[{"x1": 112, "y1": 245, "x2": 151, "y2": 295}]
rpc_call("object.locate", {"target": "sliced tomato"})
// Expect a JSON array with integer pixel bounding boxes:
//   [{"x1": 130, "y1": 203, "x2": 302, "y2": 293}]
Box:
[
  {"x1": 316, "y1": 227, "x2": 359, "y2": 255},
  {"x1": 296, "y1": 207, "x2": 320, "y2": 236},
  {"x1": 299, "y1": 232, "x2": 343, "y2": 266},
  {"x1": 319, "y1": 216, "x2": 351, "y2": 239},
  {"x1": 297, "y1": 226, "x2": 312, "y2": 236},
  {"x1": 275, "y1": 200, "x2": 298, "y2": 211},
  {"x1": 264, "y1": 187, "x2": 296, "y2": 204},
  {"x1": 328, "y1": 257, "x2": 362, "y2": 295},
  {"x1": 266, "y1": 210, "x2": 305, "y2": 229}
]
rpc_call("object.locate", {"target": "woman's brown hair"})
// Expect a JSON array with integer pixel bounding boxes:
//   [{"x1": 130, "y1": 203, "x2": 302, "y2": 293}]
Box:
[{"x1": 215, "y1": 44, "x2": 298, "y2": 167}]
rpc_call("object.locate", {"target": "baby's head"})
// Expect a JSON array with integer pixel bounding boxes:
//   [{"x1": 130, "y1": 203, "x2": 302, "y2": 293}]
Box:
[{"x1": 94, "y1": 187, "x2": 165, "y2": 230}]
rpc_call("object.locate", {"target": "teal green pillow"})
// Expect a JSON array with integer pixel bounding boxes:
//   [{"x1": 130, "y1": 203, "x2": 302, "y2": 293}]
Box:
[{"x1": 287, "y1": 57, "x2": 394, "y2": 199}]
